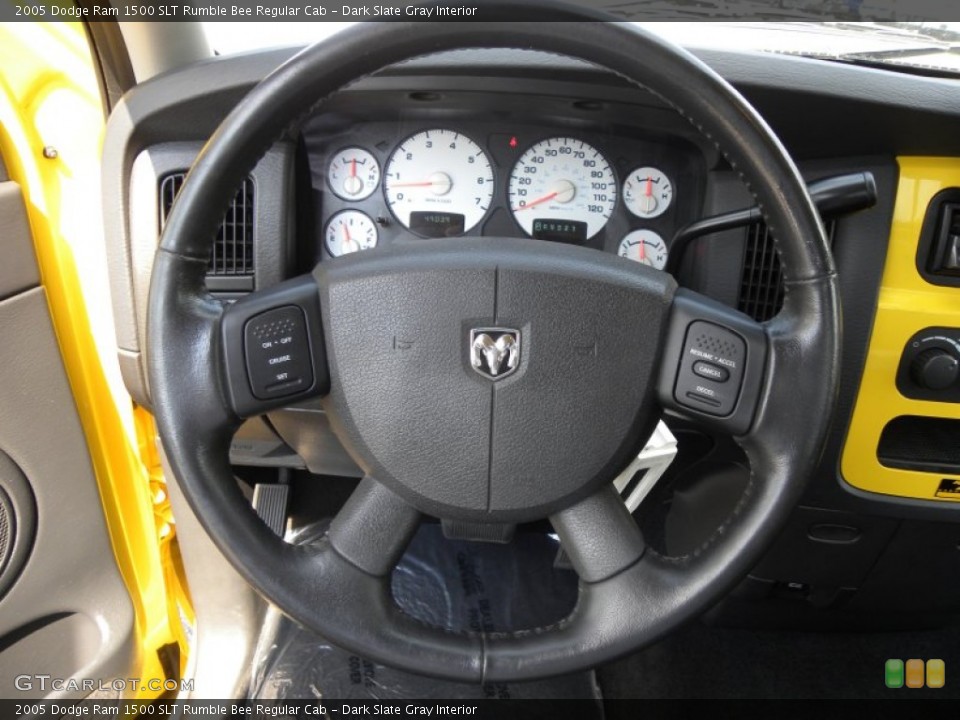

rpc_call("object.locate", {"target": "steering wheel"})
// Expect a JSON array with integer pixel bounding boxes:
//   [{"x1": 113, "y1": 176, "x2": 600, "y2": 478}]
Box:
[{"x1": 148, "y1": 9, "x2": 839, "y2": 683}]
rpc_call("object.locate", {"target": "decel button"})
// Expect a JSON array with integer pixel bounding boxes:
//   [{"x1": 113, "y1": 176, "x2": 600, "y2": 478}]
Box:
[{"x1": 244, "y1": 306, "x2": 314, "y2": 400}]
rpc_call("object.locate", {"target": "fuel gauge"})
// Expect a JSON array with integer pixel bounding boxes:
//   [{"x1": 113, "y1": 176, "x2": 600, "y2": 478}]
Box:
[
  {"x1": 624, "y1": 167, "x2": 673, "y2": 219},
  {"x1": 325, "y1": 210, "x2": 378, "y2": 257},
  {"x1": 618, "y1": 229, "x2": 668, "y2": 270}
]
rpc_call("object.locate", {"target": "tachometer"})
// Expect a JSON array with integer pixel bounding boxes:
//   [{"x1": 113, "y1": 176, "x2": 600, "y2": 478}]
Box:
[
  {"x1": 508, "y1": 137, "x2": 616, "y2": 240},
  {"x1": 384, "y1": 129, "x2": 494, "y2": 236}
]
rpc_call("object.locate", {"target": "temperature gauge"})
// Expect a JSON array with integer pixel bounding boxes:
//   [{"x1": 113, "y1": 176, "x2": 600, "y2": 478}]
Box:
[
  {"x1": 624, "y1": 167, "x2": 673, "y2": 219},
  {"x1": 618, "y1": 229, "x2": 668, "y2": 270},
  {"x1": 327, "y1": 147, "x2": 380, "y2": 201},
  {"x1": 325, "y1": 210, "x2": 378, "y2": 257}
]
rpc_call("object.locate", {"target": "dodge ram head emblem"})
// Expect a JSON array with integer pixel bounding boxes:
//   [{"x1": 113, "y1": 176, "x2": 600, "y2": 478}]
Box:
[{"x1": 470, "y1": 328, "x2": 521, "y2": 379}]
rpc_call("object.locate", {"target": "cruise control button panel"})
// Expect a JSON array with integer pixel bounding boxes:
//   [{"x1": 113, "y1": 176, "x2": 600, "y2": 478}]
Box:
[
  {"x1": 244, "y1": 306, "x2": 314, "y2": 399},
  {"x1": 674, "y1": 321, "x2": 746, "y2": 416}
]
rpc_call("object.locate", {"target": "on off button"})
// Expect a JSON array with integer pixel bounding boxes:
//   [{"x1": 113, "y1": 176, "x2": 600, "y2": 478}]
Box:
[{"x1": 243, "y1": 306, "x2": 314, "y2": 399}]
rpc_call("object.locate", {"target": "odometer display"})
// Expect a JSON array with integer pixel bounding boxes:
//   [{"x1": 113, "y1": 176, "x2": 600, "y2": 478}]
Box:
[
  {"x1": 384, "y1": 129, "x2": 494, "y2": 235},
  {"x1": 508, "y1": 137, "x2": 616, "y2": 239},
  {"x1": 409, "y1": 211, "x2": 466, "y2": 238},
  {"x1": 532, "y1": 218, "x2": 587, "y2": 244}
]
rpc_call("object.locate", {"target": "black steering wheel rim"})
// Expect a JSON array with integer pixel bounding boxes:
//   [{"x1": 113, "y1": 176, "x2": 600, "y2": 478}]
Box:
[{"x1": 148, "y1": 10, "x2": 840, "y2": 683}]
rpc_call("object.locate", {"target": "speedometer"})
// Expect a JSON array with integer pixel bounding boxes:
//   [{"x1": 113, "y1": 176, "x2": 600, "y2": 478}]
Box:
[
  {"x1": 384, "y1": 129, "x2": 494, "y2": 237},
  {"x1": 508, "y1": 137, "x2": 616, "y2": 241}
]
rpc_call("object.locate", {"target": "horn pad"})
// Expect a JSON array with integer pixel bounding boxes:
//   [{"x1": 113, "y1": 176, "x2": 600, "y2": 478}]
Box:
[{"x1": 316, "y1": 238, "x2": 676, "y2": 522}]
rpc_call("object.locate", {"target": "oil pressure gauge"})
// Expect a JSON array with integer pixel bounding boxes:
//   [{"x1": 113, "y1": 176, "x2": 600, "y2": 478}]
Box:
[
  {"x1": 618, "y1": 229, "x2": 668, "y2": 270},
  {"x1": 624, "y1": 167, "x2": 673, "y2": 219},
  {"x1": 327, "y1": 147, "x2": 380, "y2": 201},
  {"x1": 325, "y1": 210, "x2": 378, "y2": 257}
]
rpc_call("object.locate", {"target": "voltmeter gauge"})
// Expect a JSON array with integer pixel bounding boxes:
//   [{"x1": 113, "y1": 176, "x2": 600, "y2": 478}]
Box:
[
  {"x1": 618, "y1": 229, "x2": 668, "y2": 270},
  {"x1": 325, "y1": 210, "x2": 378, "y2": 257},
  {"x1": 327, "y1": 147, "x2": 380, "y2": 201},
  {"x1": 623, "y1": 167, "x2": 673, "y2": 219}
]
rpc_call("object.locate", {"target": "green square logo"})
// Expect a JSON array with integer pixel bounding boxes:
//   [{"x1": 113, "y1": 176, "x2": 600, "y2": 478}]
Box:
[{"x1": 886, "y1": 659, "x2": 905, "y2": 688}]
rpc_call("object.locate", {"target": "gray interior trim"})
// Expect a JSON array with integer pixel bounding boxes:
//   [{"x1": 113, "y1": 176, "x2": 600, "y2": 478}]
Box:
[
  {"x1": 0, "y1": 182, "x2": 40, "y2": 301},
  {"x1": 0, "y1": 287, "x2": 135, "y2": 699},
  {"x1": 159, "y1": 444, "x2": 265, "y2": 700},
  {"x1": 266, "y1": 408, "x2": 361, "y2": 477},
  {"x1": 123, "y1": 142, "x2": 294, "y2": 406},
  {"x1": 0, "y1": 450, "x2": 36, "y2": 601},
  {"x1": 115, "y1": 22, "x2": 210, "y2": 84},
  {"x1": 0, "y1": 613, "x2": 106, "y2": 696}
]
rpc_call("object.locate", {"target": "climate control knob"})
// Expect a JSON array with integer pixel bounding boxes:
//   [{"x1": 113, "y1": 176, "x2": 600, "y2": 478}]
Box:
[{"x1": 911, "y1": 348, "x2": 960, "y2": 391}]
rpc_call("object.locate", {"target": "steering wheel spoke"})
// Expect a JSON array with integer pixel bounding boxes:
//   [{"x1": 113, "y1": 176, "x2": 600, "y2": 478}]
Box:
[
  {"x1": 327, "y1": 477, "x2": 421, "y2": 576},
  {"x1": 550, "y1": 484, "x2": 645, "y2": 583},
  {"x1": 219, "y1": 274, "x2": 330, "y2": 418},
  {"x1": 657, "y1": 287, "x2": 768, "y2": 437}
]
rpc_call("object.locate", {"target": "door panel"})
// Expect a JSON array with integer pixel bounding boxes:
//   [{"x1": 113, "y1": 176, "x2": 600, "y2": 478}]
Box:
[{"x1": 0, "y1": 157, "x2": 136, "y2": 698}]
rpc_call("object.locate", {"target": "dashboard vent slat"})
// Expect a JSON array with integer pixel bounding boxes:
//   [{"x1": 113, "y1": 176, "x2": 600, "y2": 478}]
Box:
[
  {"x1": 738, "y1": 219, "x2": 836, "y2": 322},
  {"x1": 159, "y1": 172, "x2": 255, "y2": 281}
]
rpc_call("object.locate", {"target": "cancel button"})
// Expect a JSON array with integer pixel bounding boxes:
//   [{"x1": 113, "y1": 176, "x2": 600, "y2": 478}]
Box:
[{"x1": 693, "y1": 360, "x2": 729, "y2": 383}]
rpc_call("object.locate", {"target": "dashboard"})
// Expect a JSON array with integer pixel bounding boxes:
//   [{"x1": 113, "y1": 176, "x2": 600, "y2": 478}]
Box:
[{"x1": 102, "y1": 42, "x2": 960, "y2": 635}]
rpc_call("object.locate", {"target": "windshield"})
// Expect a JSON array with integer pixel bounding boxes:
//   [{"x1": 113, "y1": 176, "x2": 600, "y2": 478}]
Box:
[{"x1": 203, "y1": 20, "x2": 960, "y2": 75}]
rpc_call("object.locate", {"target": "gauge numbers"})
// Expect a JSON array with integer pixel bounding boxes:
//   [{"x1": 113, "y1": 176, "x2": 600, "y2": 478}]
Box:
[
  {"x1": 618, "y1": 229, "x2": 668, "y2": 270},
  {"x1": 325, "y1": 210, "x2": 378, "y2": 257},
  {"x1": 624, "y1": 167, "x2": 673, "y2": 219},
  {"x1": 384, "y1": 129, "x2": 494, "y2": 236},
  {"x1": 327, "y1": 147, "x2": 380, "y2": 201},
  {"x1": 509, "y1": 137, "x2": 616, "y2": 240}
]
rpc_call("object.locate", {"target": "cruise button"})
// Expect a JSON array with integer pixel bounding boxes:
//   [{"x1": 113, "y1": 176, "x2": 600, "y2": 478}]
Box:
[{"x1": 693, "y1": 360, "x2": 730, "y2": 383}]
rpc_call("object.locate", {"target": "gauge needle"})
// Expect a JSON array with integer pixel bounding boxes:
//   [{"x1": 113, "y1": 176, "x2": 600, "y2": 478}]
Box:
[
  {"x1": 350, "y1": 158, "x2": 357, "y2": 177},
  {"x1": 342, "y1": 222, "x2": 355, "y2": 250},
  {"x1": 389, "y1": 172, "x2": 453, "y2": 197},
  {"x1": 646, "y1": 177, "x2": 653, "y2": 197},
  {"x1": 515, "y1": 191, "x2": 558, "y2": 212},
  {"x1": 639, "y1": 241, "x2": 646, "y2": 262},
  {"x1": 515, "y1": 179, "x2": 576, "y2": 212}
]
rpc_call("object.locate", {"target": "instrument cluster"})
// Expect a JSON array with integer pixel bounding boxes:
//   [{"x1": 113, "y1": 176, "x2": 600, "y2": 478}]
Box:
[{"x1": 312, "y1": 122, "x2": 702, "y2": 272}]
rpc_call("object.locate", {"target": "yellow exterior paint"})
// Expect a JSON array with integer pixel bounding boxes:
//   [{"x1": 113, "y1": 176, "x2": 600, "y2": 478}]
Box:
[
  {"x1": 0, "y1": 22, "x2": 186, "y2": 698},
  {"x1": 841, "y1": 157, "x2": 960, "y2": 503}
]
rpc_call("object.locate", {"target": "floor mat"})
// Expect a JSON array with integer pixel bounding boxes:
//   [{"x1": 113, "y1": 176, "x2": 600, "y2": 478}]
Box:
[
  {"x1": 250, "y1": 523, "x2": 602, "y2": 704},
  {"x1": 598, "y1": 619, "x2": 960, "y2": 699}
]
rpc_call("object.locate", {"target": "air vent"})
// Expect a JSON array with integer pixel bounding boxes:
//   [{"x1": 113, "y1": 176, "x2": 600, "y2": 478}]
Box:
[
  {"x1": 159, "y1": 172, "x2": 255, "y2": 291},
  {"x1": 738, "y1": 220, "x2": 836, "y2": 322}
]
